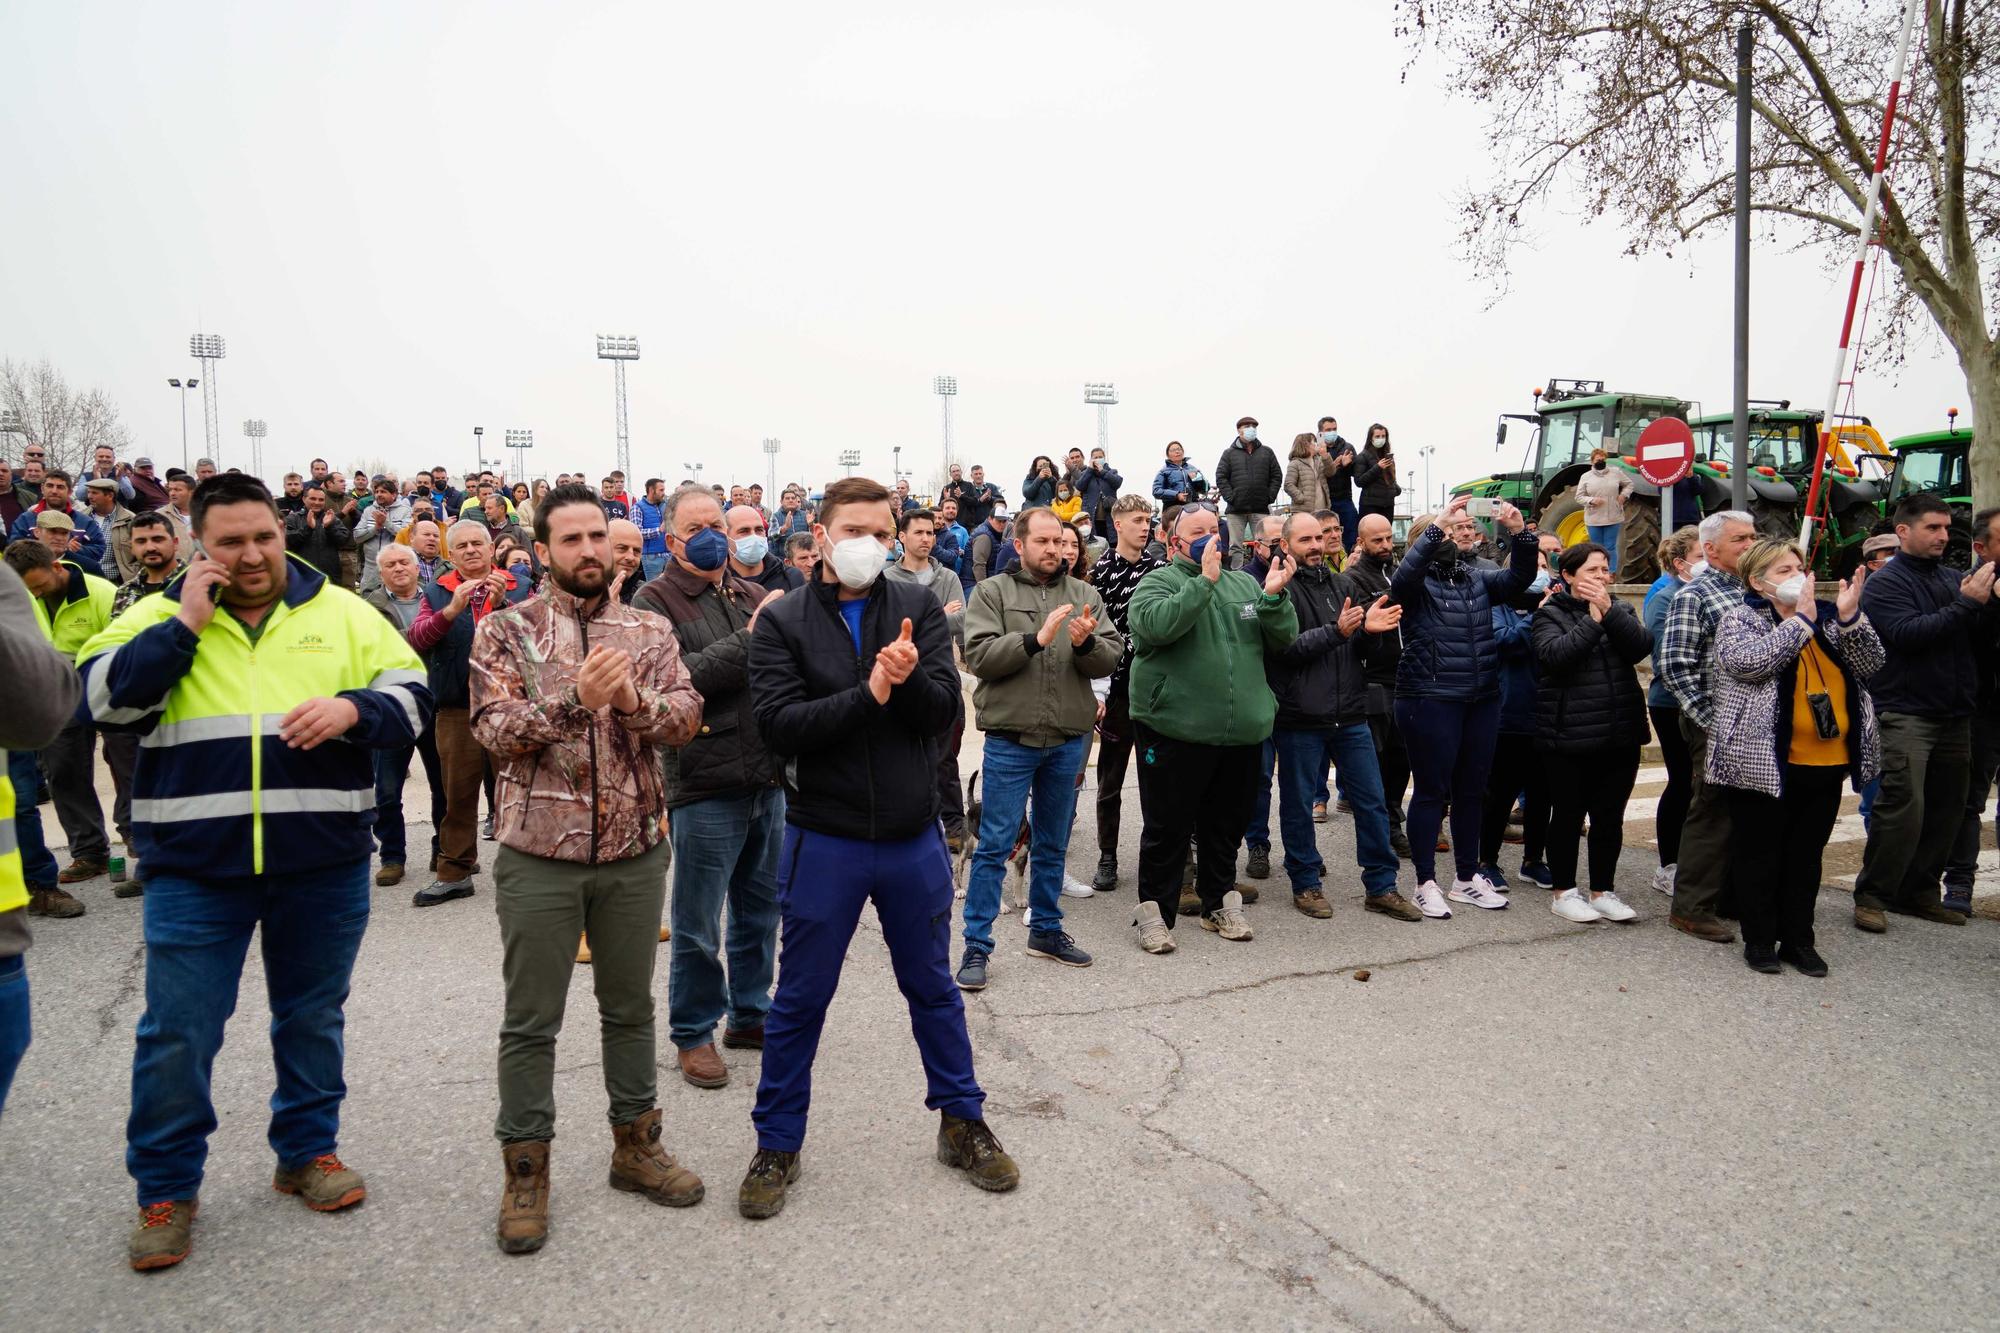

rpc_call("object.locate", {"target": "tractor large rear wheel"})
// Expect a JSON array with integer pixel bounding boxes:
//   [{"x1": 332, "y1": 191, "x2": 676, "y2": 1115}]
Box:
[
  {"x1": 1617, "y1": 497, "x2": 1662, "y2": 584},
  {"x1": 1751, "y1": 501, "x2": 1797, "y2": 544},
  {"x1": 1539, "y1": 487, "x2": 1588, "y2": 550}
]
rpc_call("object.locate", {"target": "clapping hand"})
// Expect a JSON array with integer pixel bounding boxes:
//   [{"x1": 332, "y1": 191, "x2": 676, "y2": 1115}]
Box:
[
  {"x1": 1963, "y1": 562, "x2": 1997, "y2": 606},
  {"x1": 1363, "y1": 594, "x2": 1401, "y2": 632},
  {"x1": 1262, "y1": 549, "x2": 1294, "y2": 594},
  {"x1": 1336, "y1": 596, "x2": 1365, "y2": 637},
  {"x1": 1067, "y1": 605, "x2": 1098, "y2": 648},
  {"x1": 868, "y1": 618, "x2": 920, "y2": 703},
  {"x1": 1037, "y1": 603, "x2": 1076, "y2": 648},
  {"x1": 1200, "y1": 539, "x2": 1223, "y2": 584},
  {"x1": 576, "y1": 645, "x2": 637, "y2": 712},
  {"x1": 1835, "y1": 564, "x2": 1866, "y2": 621}
]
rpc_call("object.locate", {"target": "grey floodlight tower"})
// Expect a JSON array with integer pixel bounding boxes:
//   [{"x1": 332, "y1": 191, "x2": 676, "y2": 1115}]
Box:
[
  {"x1": 838, "y1": 448, "x2": 861, "y2": 478},
  {"x1": 189, "y1": 334, "x2": 226, "y2": 463},
  {"x1": 242, "y1": 419, "x2": 267, "y2": 478},
  {"x1": 1083, "y1": 382, "x2": 1117, "y2": 454},
  {"x1": 596, "y1": 335, "x2": 639, "y2": 482},
  {"x1": 933, "y1": 375, "x2": 956, "y2": 474},
  {"x1": 505, "y1": 428, "x2": 534, "y2": 479},
  {"x1": 167, "y1": 377, "x2": 200, "y2": 470},
  {"x1": 762, "y1": 437, "x2": 782, "y2": 497}
]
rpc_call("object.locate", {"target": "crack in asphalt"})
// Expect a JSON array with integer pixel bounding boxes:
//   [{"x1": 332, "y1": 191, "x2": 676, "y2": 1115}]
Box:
[
  {"x1": 93, "y1": 943, "x2": 146, "y2": 1043},
  {"x1": 1130, "y1": 1023, "x2": 1470, "y2": 1332},
  {"x1": 992, "y1": 919, "x2": 1598, "y2": 1020}
]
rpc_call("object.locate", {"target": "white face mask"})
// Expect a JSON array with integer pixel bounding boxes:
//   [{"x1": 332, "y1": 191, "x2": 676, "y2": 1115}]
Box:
[
  {"x1": 1240, "y1": 427, "x2": 1258, "y2": 443},
  {"x1": 827, "y1": 535, "x2": 887, "y2": 590},
  {"x1": 1769, "y1": 573, "x2": 1809, "y2": 605}
]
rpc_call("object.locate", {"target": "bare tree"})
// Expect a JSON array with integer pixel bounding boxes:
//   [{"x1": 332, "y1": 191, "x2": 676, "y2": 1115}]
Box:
[
  {"x1": 0, "y1": 358, "x2": 135, "y2": 476},
  {"x1": 1398, "y1": 0, "x2": 1999, "y2": 504}
]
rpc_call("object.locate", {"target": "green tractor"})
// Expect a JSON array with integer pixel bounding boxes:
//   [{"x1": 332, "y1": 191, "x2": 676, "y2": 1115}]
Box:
[
  {"x1": 1452, "y1": 378, "x2": 1696, "y2": 583},
  {"x1": 1876, "y1": 422, "x2": 1977, "y2": 569},
  {"x1": 1686, "y1": 405, "x2": 1898, "y2": 577}
]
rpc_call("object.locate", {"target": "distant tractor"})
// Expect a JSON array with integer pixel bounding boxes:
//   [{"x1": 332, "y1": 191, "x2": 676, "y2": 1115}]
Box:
[
  {"x1": 1451, "y1": 379, "x2": 1695, "y2": 583},
  {"x1": 1687, "y1": 405, "x2": 1893, "y2": 577},
  {"x1": 1876, "y1": 420, "x2": 1977, "y2": 569}
]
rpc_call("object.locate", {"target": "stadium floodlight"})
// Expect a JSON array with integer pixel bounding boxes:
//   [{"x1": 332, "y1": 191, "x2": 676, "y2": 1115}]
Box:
[
  {"x1": 189, "y1": 334, "x2": 227, "y2": 464},
  {"x1": 933, "y1": 375, "x2": 957, "y2": 473},
  {"x1": 242, "y1": 418, "x2": 267, "y2": 478},
  {"x1": 762, "y1": 437, "x2": 782, "y2": 497},
  {"x1": 168, "y1": 377, "x2": 201, "y2": 470},
  {"x1": 837, "y1": 448, "x2": 861, "y2": 477},
  {"x1": 505, "y1": 428, "x2": 535, "y2": 479},
  {"x1": 596, "y1": 335, "x2": 640, "y2": 480},
  {"x1": 1083, "y1": 382, "x2": 1118, "y2": 453}
]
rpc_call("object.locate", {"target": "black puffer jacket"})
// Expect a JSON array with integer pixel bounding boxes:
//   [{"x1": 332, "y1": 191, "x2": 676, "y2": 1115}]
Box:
[
  {"x1": 1265, "y1": 562, "x2": 1374, "y2": 728},
  {"x1": 1391, "y1": 525, "x2": 1537, "y2": 700},
  {"x1": 1214, "y1": 440, "x2": 1284, "y2": 514},
  {"x1": 748, "y1": 573, "x2": 961, "y2": 840},
  {"x1": 1342, "y1": 548, "x2": 1401, "y2": 703},
  {"x1": 633, "y1": 563, "x2": 782, "y2": 809},
  {"x1": 1530, "y1": 592, "x2": 1652, "y2": 753},
  {"x1": 1354, "y1": 443, "x2": 1401, "y2": 512}
]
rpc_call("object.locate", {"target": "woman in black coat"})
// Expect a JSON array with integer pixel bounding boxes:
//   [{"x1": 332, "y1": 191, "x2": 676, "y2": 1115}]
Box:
[{"x1": 1532, "y1": 542, "x2": 1652, "y2": 924}]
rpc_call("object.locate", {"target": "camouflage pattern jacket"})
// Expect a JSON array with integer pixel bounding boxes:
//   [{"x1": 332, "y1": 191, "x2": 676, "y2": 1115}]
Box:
[{"x1": 470, "y1": 582, "x2": 702, "y2": 864}]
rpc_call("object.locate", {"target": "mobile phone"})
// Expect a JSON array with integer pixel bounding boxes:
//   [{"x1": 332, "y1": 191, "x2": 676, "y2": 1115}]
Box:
[
  {"x1": 1467, "y1": 496, "x2": 1497, "y2": 518},
  {"x1": 190, "y1": 540, "x2": 221, "y2": 601}
]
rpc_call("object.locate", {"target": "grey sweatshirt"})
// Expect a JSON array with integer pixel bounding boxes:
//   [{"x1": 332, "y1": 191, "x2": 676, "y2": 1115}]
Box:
[{"x1": 0, "y1": 565, "x2": 85, "y2": 955}]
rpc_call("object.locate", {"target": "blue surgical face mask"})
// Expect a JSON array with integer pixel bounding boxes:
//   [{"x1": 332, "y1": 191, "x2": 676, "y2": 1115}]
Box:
[
  {"x1": 1320, "y1": 431, "x2": 1339, "y2": 446},
  {"x1": 1529, "y1": 569, "x2": 1551, "y2": 592},
  {"x1": 682, "y1": 526, "x2": 729, "y2": 571},
  {"x1": 734, "y1": 534, "x2": 768, "y2": 565},
  {"x1": 1187, "y1": 535, "x2": 1215, "y2": 563}
]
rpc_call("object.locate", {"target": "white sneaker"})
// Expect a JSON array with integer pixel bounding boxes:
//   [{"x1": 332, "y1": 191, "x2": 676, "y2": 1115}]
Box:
[
  {"x1": 1651, "y1": 863, "x2": 1677, "y2": 897},
  {"x1": 1134, "y1": 900, "x2": 1176, "y2": 954},
  {"x1": 1061, "y1": 873, "x2": 1095, "y2": 900},
  {"x1": 1201, "y1": 890, "x2": 1254, "y2": 941},
  {"x1": 1590, "y1": 891, "x2": 1638, "y2": 922},
  {"x1": 1448, "y1": 877, "x2": 1509, "y2": 910},
  {"x1": 1413, "y1": 880, "x2": 1452, "y2": 919},
  {"x1": 1551, "y1": 888, "x2": 1603, "y2": 923}
]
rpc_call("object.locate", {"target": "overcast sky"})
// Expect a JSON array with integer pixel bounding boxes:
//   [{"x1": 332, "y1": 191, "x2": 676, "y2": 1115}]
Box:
[{"x1": 2, "y1": 1, "x2": 1968, "y2": 504}]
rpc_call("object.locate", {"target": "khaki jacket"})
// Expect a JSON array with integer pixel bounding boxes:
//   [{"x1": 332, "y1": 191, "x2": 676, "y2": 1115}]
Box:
[{"x1": 963, "y1": 568, "x2": 1122, "y2": 746}]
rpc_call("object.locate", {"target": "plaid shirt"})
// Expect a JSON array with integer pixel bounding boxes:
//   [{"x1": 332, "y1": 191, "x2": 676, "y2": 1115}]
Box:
[
  {"x1": 111, "y1": 565, "x2": 183, "y2": 619},
  {"x1": 1658, "y1": 567, "x2": 1745, "y2": 728}
]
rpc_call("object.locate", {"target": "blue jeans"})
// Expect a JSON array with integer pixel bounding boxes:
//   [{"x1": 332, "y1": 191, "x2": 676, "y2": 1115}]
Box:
[
  {"x1": 1275, "y1": 725, "x2": 1399, "y2": 897},
  {"x1": 0, "y1": 954, "x2": 27, "y2": 1116},
  {"x1": 962, "y1": 734, "x2": 1087, "y2": 953},
  {"x1": 668, "y1": 787, "x2": 784, "y2": 1050},
  {"x1": 1586, "y1": 522, "x2": 1622, "y2": 572},
  {"x1": 754, "y1": 826, "x2": 982, "y2": 1152},
  {"x1": 6, "y1": 748, "x2": 58, "y2": 888},
  {"x1": 126, "y1": 858, "x2": 371, "y2": 1203},
  {"x1": 642, "y1": 552, "x2": 668, "y2": 581},
  {"x1": 1245, "y1": 735, "x2": 1277, "y2": 850},
  {"x1": 371, "y1": 726, "x2": 442, "y2": 868},
  {"x1": 1858, "y1": 775, "x2": 1881, "y2": 830}
]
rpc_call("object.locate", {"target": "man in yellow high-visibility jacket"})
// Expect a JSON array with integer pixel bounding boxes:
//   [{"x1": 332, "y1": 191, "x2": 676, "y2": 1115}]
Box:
[
  {"x1": 74, "y1": 475, "x2": 433, "y2": 1272},
  {"x1": 0, "y1": 562, "x2": 83, "y2": 1116}
]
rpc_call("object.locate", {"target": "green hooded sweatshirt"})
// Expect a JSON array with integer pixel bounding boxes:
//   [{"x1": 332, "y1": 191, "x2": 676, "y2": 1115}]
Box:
[{"x1": 1126, "y1": 556, "x2": 1297, "y2": 746}]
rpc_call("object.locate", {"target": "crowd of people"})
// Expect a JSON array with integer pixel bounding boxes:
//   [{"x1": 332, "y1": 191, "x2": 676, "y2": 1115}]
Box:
[{"x1": 0, "y1": 416, "x2": 1992, "y2": 1272}]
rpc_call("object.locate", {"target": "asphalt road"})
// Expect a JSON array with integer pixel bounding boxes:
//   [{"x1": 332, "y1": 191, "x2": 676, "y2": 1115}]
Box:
[{"x1": 3, "y1": 745, "x2": 1996, "y2": 1331}]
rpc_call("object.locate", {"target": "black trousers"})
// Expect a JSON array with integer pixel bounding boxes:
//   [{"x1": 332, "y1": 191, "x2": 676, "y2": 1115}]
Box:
[
  {"x1": 1095, "y1": 685, "x2": 1136, "y2": 858},
  {"x1": 1543, "y1": 745, "x2": 1641, "y2": 895},
  {"x1": 1367, "y1": 705, "x2": 1410, "y2": 827},
  {"x1": 1649, "y1": 706, "x2": 1692, "y2": 867},
  {"x1": 1726, "y1": 764, "x2": 1846, "y2": 950},
  {"x1": 1480, "y1": 734, "x2": 1549, "y2": 864},
  {"x1": 938, "y1": 709, "x2": 966, "y2": 836},
  {"x1": 1134, "y1": 720, "x2": 1258, "y2": 928}
]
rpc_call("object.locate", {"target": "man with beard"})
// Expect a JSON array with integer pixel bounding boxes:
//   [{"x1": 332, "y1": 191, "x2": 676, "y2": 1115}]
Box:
[
  {"x1": 101, "y1": 511, "x2": 189, "y2": 899},
  {"x1": 75, "y1": 473, "x2": 430, "y2": 1271},
  {"x1": 1343, "y1": 513, "x2": 1413, "y2": 858},
  {"x1": 470, "y1": 484, "x2": 705, "y2": 1255}
]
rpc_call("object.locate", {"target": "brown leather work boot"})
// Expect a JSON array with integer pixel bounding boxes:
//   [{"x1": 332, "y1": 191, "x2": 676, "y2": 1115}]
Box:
[
  {"x1": 1670, "y1": 914, "x2": 1735, "y2": 943},
  {"x1": 737, "y1": 1148, "x2": 801, "y2": 1219},
  {"x1": 58, "y1": 858, "x2": 106, "y2": 884},
  {"x1": 1292, "y1": 889, "x2": 1333, "y2": 919},
  {"x1": 375, "y1": 863, "x2": 404, "y2": 887},
  {"x1": 28, "y1": 887, "x2": 85, "y2": 918},
  {"x1": 937, "y1": 1113, "x2": 1020, "y2": 1192},
  {"x1": 608, "y1": 1107, "x2": 704, "y2": 1207},
  {"x1": 722, "y1": 1024, "x2": 765, "y2": 1050},
  {"x1": 497, "y1": 1141, "x2": 550, "y2": 1254},
  {"x1": 128, "y1": 1198, "x2": 198, "y2": 1271},
  {"x1": 678, "y1": 1043, "x2": 728, "y2": 1089},
  {"x1": 273, "y1": 1153, "x2": 367, "y2": 1211},
  {"x1": 1900, "y1": 903, "x2": 1967, "y2": 926}
]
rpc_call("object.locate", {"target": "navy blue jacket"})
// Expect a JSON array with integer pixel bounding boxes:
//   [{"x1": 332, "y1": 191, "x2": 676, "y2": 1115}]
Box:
[
  {"x1": 1390, "y1": 525, "x2": 1538, "y2": 701},
  {"x1": 1491, "y1": 605, "x2": 1539, "y2": 735},
  {"x1": 1151, "y1": 461, "x2": 1206, "y2": 506},
  {"x1": 1859, "y1": 550, "x2": 1985, "y2": 718},
  {"x1": 1074, "y1": 463, "x2": 1124, "y2": 523}
]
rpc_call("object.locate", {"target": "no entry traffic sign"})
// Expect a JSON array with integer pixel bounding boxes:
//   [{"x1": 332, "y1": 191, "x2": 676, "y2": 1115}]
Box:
[{"x1": 1635, "y1": 417, "x2": 1695, "y2": 486}]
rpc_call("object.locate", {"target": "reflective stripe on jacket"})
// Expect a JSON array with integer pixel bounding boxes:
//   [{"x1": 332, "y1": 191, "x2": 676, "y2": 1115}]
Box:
[{"x1": 73, "y1": 554, "x2": 433, "y2": 879}]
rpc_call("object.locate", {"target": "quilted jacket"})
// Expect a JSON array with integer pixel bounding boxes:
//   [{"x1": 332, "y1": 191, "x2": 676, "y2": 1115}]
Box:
[
  {"x1": 1705, "y1": 600, "x2": 1883, "y2": 799},
  {"x1": 1390, "y1": 524, "x2": 1538, "y2": 701},
  {"x1": 1530, "y1": 592, "x2": 1652, "y2": 753}
]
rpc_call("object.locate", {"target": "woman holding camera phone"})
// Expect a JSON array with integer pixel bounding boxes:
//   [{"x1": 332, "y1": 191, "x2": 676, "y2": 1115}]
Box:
[{"x1": 1707, "y1": 539, "x2": 1878, "y2": 976}]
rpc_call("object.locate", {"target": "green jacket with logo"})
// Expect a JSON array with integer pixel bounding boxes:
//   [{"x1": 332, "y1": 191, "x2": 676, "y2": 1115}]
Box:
[
  {"x1": 963, "y1": 568, "x2": 1123, "y2": 747},
  {"x1": 1127, "y1": 557, "x2": 1298, "y2": 746}
]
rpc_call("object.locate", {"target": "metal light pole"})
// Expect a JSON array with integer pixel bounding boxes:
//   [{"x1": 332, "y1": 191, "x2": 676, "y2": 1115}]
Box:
[
  {"x1": 838, "y1": 449, "x2": 861, "y2": 478},
  {"x1": 189, "y1": 334, "x2": 225, "y2": 464},
  {"x1": 167, "y1": 377, "x2": 200, "y2": 471},
  {"x1": 1084, "y1": 382, "x2": 1117, "y2": 454},
  {"x1": 473, "y1": 426, "x2": 484, "y2": 479},
  {"x1": 933, "y1": 375, "x2": 956, "y2": 475},
  {"x1": 1730, "y1": 19, "x2": 1753, "y2": 512},
  {"x1": 242, "y1": 419, "x2": 267, "y2": 478},
  {"x1": 682, "y1": 461, "x2": 706, "y2": 487},
  {"x1": 506, "y1": 428, "x2": 534, "y2": 479},
  {"x1": 1419, "y1": 445, "x2": 1439, "y2": 510},
  {"x1": 0, "y1": 409, "x2": 23, "y2": 462},
  {"x1": 596, "y1": 335, "x2": 639, "y2": 482},
  {"x1": 762, "y1": 438, "x2": 782, "y2": 498},
  {"x1": 892, "y1": 444, "x2": 903, "y2": 488}
]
